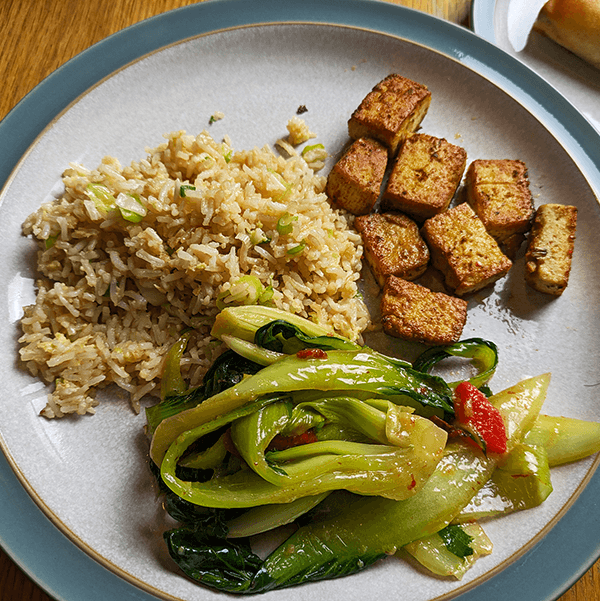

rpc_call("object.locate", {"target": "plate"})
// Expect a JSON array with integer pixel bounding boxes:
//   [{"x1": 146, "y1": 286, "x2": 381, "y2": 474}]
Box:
[
  {"x1": 471, "y1": 0, "x2": 600, "y2": 132},
  {"x1": 2, "y1": 1, "x2": 600, "y2": 600}
]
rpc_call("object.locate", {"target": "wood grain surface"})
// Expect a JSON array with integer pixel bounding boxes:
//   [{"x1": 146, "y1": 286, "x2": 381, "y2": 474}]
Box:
[{"x1": 0, "y1": 0, "x2": 598, "y2": 600}]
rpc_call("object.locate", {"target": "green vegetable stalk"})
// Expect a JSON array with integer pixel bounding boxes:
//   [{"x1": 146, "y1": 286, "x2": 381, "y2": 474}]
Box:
[
  {"x1": 249, "y1": 373, "x2": 549, "y2": 592},
  {"x1": 210, "y1": 305, "x2": 344, "y2": 345},
  {"x1": 524, "y1": 414, "x2": 600, "y2": 465},
  {"x1": 150, "y1": 347, "x2": 454, "y2": 465},
  {"x1": 455, "y1": 442, "x2": 553, "y2": 521},
  {"x1": 160, "y1": 397, "x2": 447, "y2": 508},
  {"x1": 146, "y1": 348, "x2": 263, "y2": 435},
  {"x1": 226, "y1": 493, "x2": 331, "y2": 538}
]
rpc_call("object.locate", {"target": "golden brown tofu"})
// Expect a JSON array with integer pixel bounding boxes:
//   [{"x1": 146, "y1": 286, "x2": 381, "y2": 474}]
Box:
[
  {"x1": 465, "y1": 159, "x2": 534, "y2": 257},
  {"x1": 381, "y1": 276, "x2": 468, "y2": 345},
  {"x1": 348, "y1": 74, "x2": 431, "y2": 155},
  {"x1": 466, "y1": 159, "x2": 527, "y2": 184},
  {"x1": 326, "y1": 137, "x2": 388, "y2": 215},
  {"x1": 525, "y1": 203, "x2": 577, "y2": 295},
  {"x1": 354, "y1": 212, "x2": 430, "y2": 287},
  {"x1": 421, "y1": 202, "x2": 512, "y2": 296},
  {"x1": 381, "y1": 133, "x2": 467, "y2": 221}
]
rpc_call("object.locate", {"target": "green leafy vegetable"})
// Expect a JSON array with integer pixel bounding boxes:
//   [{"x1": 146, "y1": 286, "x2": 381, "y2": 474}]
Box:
[
  {"x1": 226, "y1": 493, "x2": 330, "y2": 538},
  {"x1": 164, "y1": 528, "x2": 263, "y2": 594},
  {"x1": 413, "y1": 338, "x2": 498, "y2": 389},
  {"x1": 403, "y1": 521, "x2": 492, "y2": 580},
  {"x1": 253, "y1": 319, "x2": 357, "y2": 354},
  {"x1": 247, "y1": 374, "x2": 549, "y2": 592},
  {"x1": 524, "y1": 414, "x2": 600, "y2": 466},
  {"x1": 211, "y1": 305, "x2": 339, "y2": 345},
  {"x1": 456, "y1": 442, "x2": 553, "y2": 521},
  {"x1": 201, "y1": 349, "x2": 263, "y2": 399},
  {"x1": 437, "y1": 524, "x2": 474, "y2": 558},
  {"x1": 219, "y1": 335, "x2": 284, "y2": 366},
  {"x1": 148, "y1": 302, "x2": 600, "y2": 594},
  {"x1": 159, "y1": 394, "x2": 447, "y2": 508}
]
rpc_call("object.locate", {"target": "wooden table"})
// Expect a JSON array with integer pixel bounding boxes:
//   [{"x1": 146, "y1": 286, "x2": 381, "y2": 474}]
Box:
[{"x1": 0, "y1": 0, "x2": 598, "y2": 599}]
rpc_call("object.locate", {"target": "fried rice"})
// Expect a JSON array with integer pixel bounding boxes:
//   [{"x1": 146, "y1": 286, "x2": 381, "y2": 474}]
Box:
[{"x1": 18, "y1": 130, "x2": 370, "y2": 418}]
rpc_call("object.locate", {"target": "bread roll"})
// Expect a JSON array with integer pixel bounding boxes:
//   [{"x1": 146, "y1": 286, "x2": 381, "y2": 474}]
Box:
[{"x1": 533, "y1": 0, "x2": 600, "y2": 69}]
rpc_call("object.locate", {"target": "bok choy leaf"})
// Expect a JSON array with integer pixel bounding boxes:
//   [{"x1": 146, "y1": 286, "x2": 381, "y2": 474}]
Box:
[{"x1": 413, "y1": 338, "x2": 498, "y2": 389}]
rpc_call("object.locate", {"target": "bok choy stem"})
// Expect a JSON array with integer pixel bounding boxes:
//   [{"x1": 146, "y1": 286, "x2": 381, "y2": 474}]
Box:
[
  {"x1": 249, "y1": 374, "x2": 549, "y2": 592},
  {"x1": 150, "y1": 348, "x2": 454, "y2": 466}
]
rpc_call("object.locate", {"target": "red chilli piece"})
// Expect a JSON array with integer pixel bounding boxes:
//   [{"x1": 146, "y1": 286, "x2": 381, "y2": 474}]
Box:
[
  {"x1": 453, "y1": 381, "x2": 507, "y2": 454},
  {"x1": 296, "y1": 348, "x2": 328, "y2": 360}
]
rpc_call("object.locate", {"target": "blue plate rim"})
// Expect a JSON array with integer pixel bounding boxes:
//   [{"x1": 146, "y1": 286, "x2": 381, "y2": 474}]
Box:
[
  {"x1": 470, "y1": 0, "x2": 497, "y2": 43},
  {"x1": 1, "y1": 1, "x2": 600, "y2": 600}
]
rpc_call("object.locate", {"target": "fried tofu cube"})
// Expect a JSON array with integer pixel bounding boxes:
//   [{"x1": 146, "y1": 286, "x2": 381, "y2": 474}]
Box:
[
  {"x1": 465, "y1": 159, "x2": 534, "y2": 257},
  {"x1": 348, "y1": 74, "x2": 431, "y2": 155},
  {"x1": 326, "y1": 137, "x2": 388, "y2": 215},
  {"x1": 382, "y1": 134, "x2": 467, "y2": 221},
  {"x1": 421, "y1": 203, "x2": 512, "y2": 296},
  {"x1": 381, "y1": 276, "x2": 468, "y2": 345},
  {"x1": 525, "y1": 203, "x2": 577, "y2": 295},
  {"x1": 354, "y1": 212, "x2": 430, "y2": 287}
]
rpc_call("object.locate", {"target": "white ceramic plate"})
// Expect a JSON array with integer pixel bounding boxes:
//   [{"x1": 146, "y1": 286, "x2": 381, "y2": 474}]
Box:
[
  {"x1": 471, "y1": 0, "x2": 600, "y2": 133},
  {"x1": 2, "y1": 1, "x2": 600, "y2": 600}
]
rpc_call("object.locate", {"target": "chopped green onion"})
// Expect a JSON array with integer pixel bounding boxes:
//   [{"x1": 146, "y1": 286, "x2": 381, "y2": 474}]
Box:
[
  {"x1": 287, "y1": 241, "x2": 306, "y2": 256},
  {"x1": 216, "y1": 275, "x2": 265, "y2": 310},
  {"x1": 45, "y1": 234, "x2": 59, "y2": 249},
  {"x1": 86, "y1": 183, "x2": 116, "y2": 212},
  {"x1": 216, "y1": 276, "x2": 277, "y2": 310},
  {"x1": 115, "y1": 193, "x2": 147, "y2": 223},
  {"x1": 269, "y1": 170, "x2": 294, "y2": 202},
  {"x1": 258, "y1": 285, "x2": 275, "y2": 306},
  {"x1": 86, "y1": 184, "x2": 146, "y2": 223},
  {"x1": 179, "y1": 184, "x2": 196, "y2": 198},
  {"x1": 249, "y1": 229, "x2": 271, "y2": 245},
  {"x1": 301, "y1": 143, "x2": 325, "y2": 156},
  {"x1": 276, "y1": 213, "x2": 297, "y2": 235}
]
